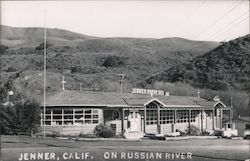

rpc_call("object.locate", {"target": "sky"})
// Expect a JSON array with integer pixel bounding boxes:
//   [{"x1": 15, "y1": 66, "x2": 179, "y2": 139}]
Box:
[{"x1": 1, "y1": 1, "x2": 249, "y2": 41}]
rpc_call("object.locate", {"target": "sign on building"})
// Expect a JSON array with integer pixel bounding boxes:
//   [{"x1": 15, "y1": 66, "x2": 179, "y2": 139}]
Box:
[{"x1": 131, "y1": 88, "x2": 169, "y2": 96}]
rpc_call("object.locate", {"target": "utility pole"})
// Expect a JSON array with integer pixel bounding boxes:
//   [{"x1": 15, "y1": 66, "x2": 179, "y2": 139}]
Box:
[
  {"x1": 61, "y1": 76, "x2": 66, "y2": 91},
  {"x1": 117, "y1": 74, "x2": 126, "y2": 93},
  {"x1": 43, "y1": 10, "x2": 47, "y2": 139},
  {"x1": 197, "y1": 90, "x2": 200, "y2": 98}
]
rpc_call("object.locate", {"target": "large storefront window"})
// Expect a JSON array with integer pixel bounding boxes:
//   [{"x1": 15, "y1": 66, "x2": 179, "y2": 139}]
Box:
[
  {"x1": 176, "y1": 110, "x2": 189, "y2": 123},
  {"x1": 160, "y1": 110, "x2": 174, "y2": 124},
  {"x1": 146, "y1": 109, "x2": 157, "y2": 125},
  {"x1": 191, "y1": 110, "x2": 200, "y2": 122},
  {"x1": 41, "y1": 108, "x2": 100, "y2": 126}
]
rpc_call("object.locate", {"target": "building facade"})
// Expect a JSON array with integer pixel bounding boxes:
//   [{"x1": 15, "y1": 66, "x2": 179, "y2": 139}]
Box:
[{"x1": 40, "y1": 90, "x2": 233, "y2": 136}]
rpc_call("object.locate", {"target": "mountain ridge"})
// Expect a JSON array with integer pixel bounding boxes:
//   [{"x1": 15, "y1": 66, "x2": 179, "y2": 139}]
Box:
[{"x1": 145, "y1": 34, "x2": 250, "y2": 91}]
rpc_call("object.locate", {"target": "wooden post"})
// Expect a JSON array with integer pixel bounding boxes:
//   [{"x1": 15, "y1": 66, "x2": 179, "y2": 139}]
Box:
[
  {"x1": 121, "y1": 108, "x2": 124, "y2": 135},
  {"x1": 188, "y1": 109, "x2": 191, "y2": 134},
  {"x1": 173, "y1": 109, "x2": 176, "y2": 133},
  {"x1": 212, "y1": 109, "x2": 215, "y2": 130},
  {"x1": 144, "y1": 106, "x2": 146, "y2": 133},
  {"x1": 201, "y1": 110, "x2": 203, "y2": 132},
  {"x1": 62, "y1": 109, "x2": 64, "y2": 125},
  {"x1": 157, "y1": 106, "x2": 160, "y2": 134},
  {"x1": 51, "y1": 110, "x2": 53, "y2": 125},
  {"x1": 229, "y1": 109, "x2": 232, "y2": 123},
  {"x1": 220, "y1": 108, "x2": 223, "y2": 129},
  {"x1": 174, "y1": 110, "x2": 176, "y2": 124},
  {"x1": 73, "y1": 109, "x2": 75, "y2": 125}
]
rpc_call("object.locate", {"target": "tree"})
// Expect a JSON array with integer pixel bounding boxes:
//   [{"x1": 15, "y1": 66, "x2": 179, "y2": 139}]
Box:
[
  {"x1": 0, "y1": 82, "x2": 40, "y2": 135},
  {"x1": 101, "y1": 55, "x2": 125, "y2": 67},
  {"x1": 35, "y1": 42, "x2": 53, "y2": 51},
  {"x1": 0, "y1": 98, "x2": 40, "y2": 135},
  {"x1": 0, "y1": 44, "x2": 9, "y2": 54}
]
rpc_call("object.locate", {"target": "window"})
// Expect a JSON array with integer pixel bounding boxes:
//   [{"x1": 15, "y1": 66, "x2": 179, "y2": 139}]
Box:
[
  {"x1": 41, "y1": 108, "x2": 99, "y2": 126},
  {"x1": 146, "y1": 109, "x2": 157, "y2": 125},
  {"x1": 160, "y1": 110, "x2": 174, "y2": 124},
  {"x1": 112, "y1": 110, "x2": 120, "y2": 120},
  {"x1": 191, "y1": 110, "x2": 200, "y2": 122},
  {"x1": 176, "y1": 110, "x2": 189, "y2": 123}
]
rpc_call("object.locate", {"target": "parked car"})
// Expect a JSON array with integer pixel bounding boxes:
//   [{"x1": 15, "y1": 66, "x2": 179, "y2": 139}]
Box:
[{"x1": 243, "y1": 124, "x2": 250, "y2": 139}]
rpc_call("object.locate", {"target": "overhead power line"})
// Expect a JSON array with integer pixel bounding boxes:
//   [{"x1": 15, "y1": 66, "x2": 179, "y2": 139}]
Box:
[
  {"x1": 206, "y1": 10, "x2": 249, "y2": 40},
  {"x1": 181, "y1": 1, "x2": 206, "y2": 24},
  {"x1": 177, "y1": 0, "x2": 206, "y2": 36},
  {"x1": 194, "y1": 0, "x2": 243, "y2": 39},
  {"x1": 212, "y1": 16, "x2": 249, "y2": 41}
]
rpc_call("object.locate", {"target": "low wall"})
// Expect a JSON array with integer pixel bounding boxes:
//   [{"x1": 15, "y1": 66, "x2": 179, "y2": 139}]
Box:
[
  {"x1": 40, "y1": 124, "x2": 97, "y2": 136},
  {"x1": 145, "y1": 124, "x2": 158, "y2": 134}
]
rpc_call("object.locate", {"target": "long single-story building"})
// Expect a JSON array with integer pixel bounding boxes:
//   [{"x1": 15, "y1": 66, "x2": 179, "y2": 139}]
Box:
[{"x1": 40, "y1": 89, "x2": 234, "y2": 136}]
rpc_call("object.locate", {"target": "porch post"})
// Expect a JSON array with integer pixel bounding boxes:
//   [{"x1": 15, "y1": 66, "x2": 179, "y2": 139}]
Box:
[
  {"x1": 188, "y1": 109, "x2": 191, "y2": 133},
  {"x1": 51, "y1": 110, "x2": 53, "y2": 125},
  {"x1": 62, "y1": 109, "x2": 64, "y2": 125},
  {"x1": 157, "y1": 105, "x2": 160, "y2": 134},
  {"x1": 144, "y1": 106, "x2": 146, "y2": 133},
  {"x1": 201, "y1": 110, "x2": 203, "y2": 132},
  {"x1": 121, "y1": 108, "x2": 124, "y2": 135},
  {"x1": 229, "y1": 109, "x2": 232, "y2": 123},
  {"x1": 173, "y1": 109, "x2": 176, "y2": 133},
  {"x1": 73, "y1": 109, "x2": 75, "y2": 125},
  {"x1": 212, "y1": 109, "x2": 215, "y2": 130},
  {"x1": 220, "y1": 108, "x2": 223, "y2": 129}
]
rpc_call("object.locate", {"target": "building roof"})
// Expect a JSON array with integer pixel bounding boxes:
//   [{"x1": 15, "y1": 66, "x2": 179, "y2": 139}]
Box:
[{"x1": 41, "y1": 90, "x2": 221, "y2": 108}]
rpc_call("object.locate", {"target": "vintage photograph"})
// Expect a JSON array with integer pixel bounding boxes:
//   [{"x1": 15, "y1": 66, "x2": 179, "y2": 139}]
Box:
[{"x1": 0, "y1": 0, "x2": 249, "y2": 161}]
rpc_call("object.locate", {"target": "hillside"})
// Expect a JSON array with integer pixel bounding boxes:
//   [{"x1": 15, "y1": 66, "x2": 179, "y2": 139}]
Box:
[
  {"x1": 0, "y1": 25, "x2": 221, "y2": 96},
  {"x1": 146, "y1": 34, "x2": 250, "y2": 91},
  {"x1": 0, "y1": 25, "x2": 95, "y2": 48}
]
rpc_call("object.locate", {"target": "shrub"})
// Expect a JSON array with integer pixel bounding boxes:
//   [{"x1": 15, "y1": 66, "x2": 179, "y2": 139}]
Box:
[
  {"x1": 94, "y1": 124, "x2": 115, "y2": 138},
  {"x1": 35, "y1": 42, "x2": 53, "y2": 51},
  {"x1": 101, "y1": 55, "x2": 125, "y2": 67},
  {"x1": 50, "y1": 130, "x2": 61, "y2": 138},
  {"x1": 188, "y1": 125, "x2": 201, "y2": 136},
  {"x1": 6, "y1": 67, "x2": 17, "y2": 72},
  {"x1": 0, "y1": 44, "x2": 8, "y2": 54}
]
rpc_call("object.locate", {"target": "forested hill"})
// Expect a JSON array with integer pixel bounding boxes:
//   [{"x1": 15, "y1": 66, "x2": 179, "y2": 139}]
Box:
[
  {"x1": 0, "y1": 25, "x2": 220, "y2": 94},
  {"x1": 147, "y1": 34, "x2": 250, "y2": 92}
]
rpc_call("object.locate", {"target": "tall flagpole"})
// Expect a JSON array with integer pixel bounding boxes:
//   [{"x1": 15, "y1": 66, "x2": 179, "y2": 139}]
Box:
[{"x1": 43, "y1": 10, "x2": 47, "y2": 139}]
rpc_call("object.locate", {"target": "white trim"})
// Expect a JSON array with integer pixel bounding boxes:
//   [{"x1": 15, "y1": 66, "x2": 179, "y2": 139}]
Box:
[
  {"x1": 163, "y1": 105, "x2": 202, "y2": 108},
  {"x1": 143, "y1": 98, "x2": 166, "y2": 107},
  {"x1": 43, "y1": 104, "x2": 129, "y2": 107},
  {"x1": 213, "y1": 101, "x2": 227, "y2": 108}
]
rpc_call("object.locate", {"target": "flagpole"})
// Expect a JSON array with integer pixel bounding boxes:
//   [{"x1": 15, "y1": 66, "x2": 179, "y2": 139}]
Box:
[{"x1": 43, "y1": 9, "x2": 47, "y2": 139}]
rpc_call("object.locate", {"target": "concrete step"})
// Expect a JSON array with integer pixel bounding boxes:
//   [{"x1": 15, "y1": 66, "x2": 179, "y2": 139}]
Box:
[{"x1": 124, "y1": 131, "x2": 144, "y2": 140}]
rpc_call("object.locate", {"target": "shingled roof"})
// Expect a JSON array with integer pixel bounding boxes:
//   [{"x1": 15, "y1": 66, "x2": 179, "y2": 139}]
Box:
[{"x1": 41, "y1": 90, "x2": 221, "y2": 108}]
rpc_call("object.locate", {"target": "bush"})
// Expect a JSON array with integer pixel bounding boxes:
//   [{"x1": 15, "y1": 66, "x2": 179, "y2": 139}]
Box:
[
  {"x1": 94, "y1": 124, "x2": 115, "y2": 138},
  {"x1": 0, "y1": 93, "x2": 40, "y2": 135},
  {"x1": 0, "y1": 44, "x2": 8, "y2": 54},
  {"x1": 49, "y1": 130, "x2": 61, "y2": 138},
  {"x1": 188, "y1": 125, "x2": 201, "y2": 136},
  {"x1": 35, "y1": 42, "x2": 53, "y2": 51},
  {"x1": 6, "y1": 67, "x2": 17, "y2": 72},
  {"x1": 101, "y1": 55, "x2": 125, "y2": 67}
]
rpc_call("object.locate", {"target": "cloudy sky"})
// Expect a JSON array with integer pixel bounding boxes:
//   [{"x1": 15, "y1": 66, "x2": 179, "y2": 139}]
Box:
[{"x1": 1, "y1": 0, "x2": 249, "y2": 41}]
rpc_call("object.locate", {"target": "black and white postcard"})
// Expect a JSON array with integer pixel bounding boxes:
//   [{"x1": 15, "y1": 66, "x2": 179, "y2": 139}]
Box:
[{"x1": 0, "y1": 1, "x2": 249, "y2": 161}]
